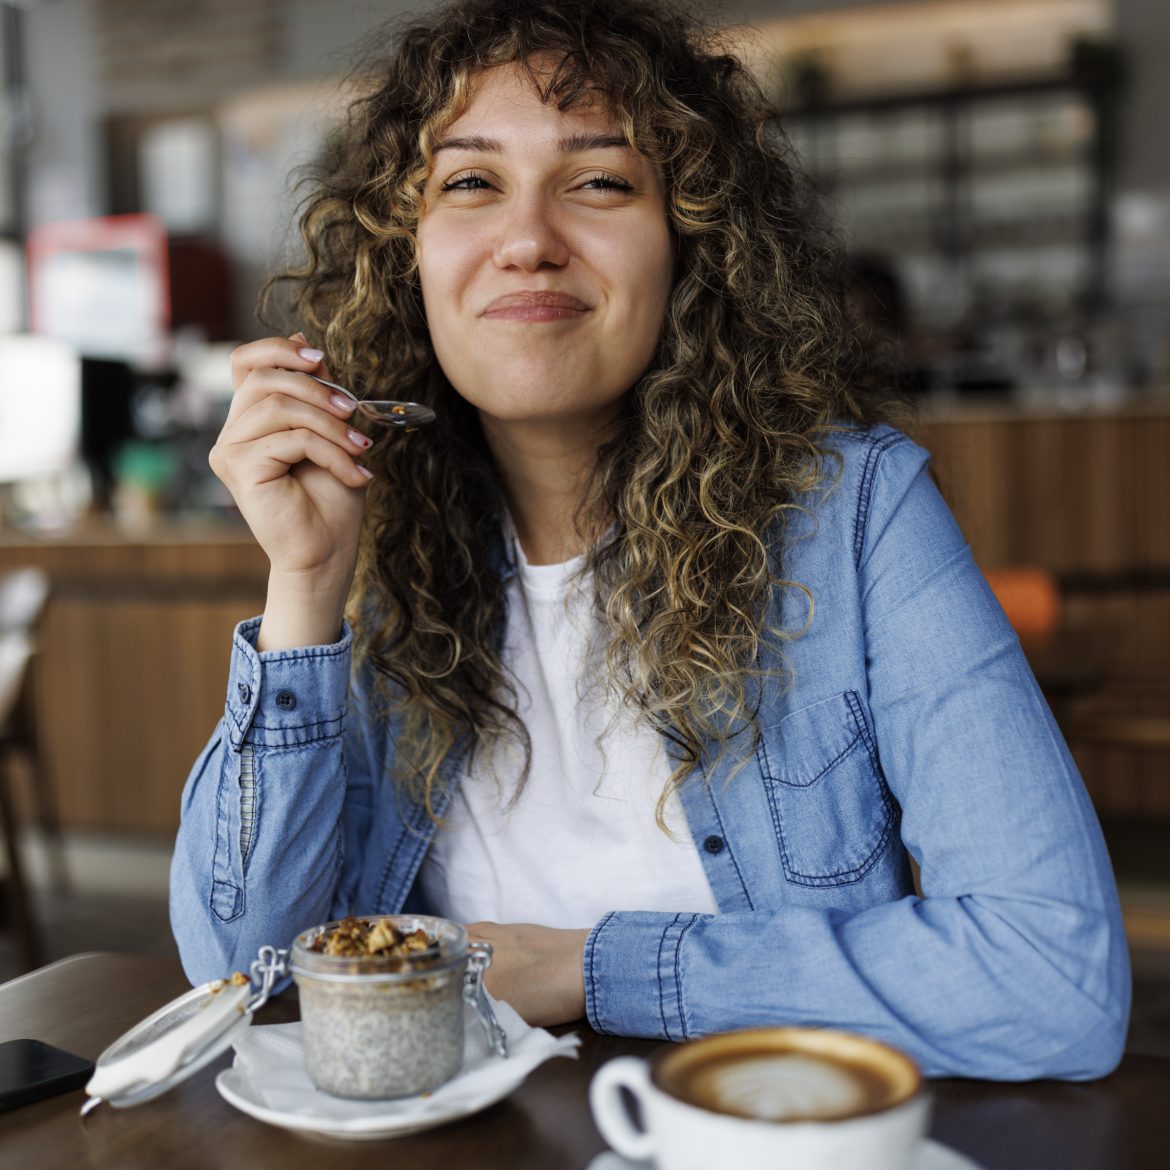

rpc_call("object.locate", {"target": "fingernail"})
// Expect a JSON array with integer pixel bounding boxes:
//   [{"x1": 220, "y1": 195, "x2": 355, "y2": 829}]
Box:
[
  {"x1": 357, "y1": 465, "x2": 375, "y2": 480},
  {"x1": 330, "y1": 393, "x2": 356, "y2": 413},
  {"x1": 347, "y1": 429, "x2": 373, "y2": 449},
  {"x1": 298, "y1": 346, "x2": 325, "y2": 362}
]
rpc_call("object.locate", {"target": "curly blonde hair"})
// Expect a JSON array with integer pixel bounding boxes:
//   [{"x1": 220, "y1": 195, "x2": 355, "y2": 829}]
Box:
[{"x1": 264, "y1": 0, "x2": 910, "y2": 822}]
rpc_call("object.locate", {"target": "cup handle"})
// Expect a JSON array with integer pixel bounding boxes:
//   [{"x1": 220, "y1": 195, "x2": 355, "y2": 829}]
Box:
[{"x1": 589, "y1": 1056, "x2": 658, "y2": 1162}]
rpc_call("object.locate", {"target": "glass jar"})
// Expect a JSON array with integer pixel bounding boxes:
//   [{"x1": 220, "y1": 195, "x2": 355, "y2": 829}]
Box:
[{"x1": 289, "y1": 914, "x2": 499, "y2": 1099}]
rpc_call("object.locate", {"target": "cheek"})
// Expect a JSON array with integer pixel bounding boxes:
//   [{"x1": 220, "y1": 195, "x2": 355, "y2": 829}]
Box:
[
  {"x1": 610, "y1": 223, "x2": 674, "y2": 330},
  {"x1": 416, "y1": 223, "x2": 474, "y2": 325},
  {"x1": 623, "y1": 213, "x2": 673, "y2": 291}
]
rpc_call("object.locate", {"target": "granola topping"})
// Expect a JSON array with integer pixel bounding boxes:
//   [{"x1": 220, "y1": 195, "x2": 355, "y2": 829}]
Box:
[{"x1": 308, "y1": 915, "x2": 436, "y2": 961}]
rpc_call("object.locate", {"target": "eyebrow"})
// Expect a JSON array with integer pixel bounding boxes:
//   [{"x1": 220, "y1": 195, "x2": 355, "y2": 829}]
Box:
[{"x1": 432, "y1": 133, "x2": 633, "y2": 154}]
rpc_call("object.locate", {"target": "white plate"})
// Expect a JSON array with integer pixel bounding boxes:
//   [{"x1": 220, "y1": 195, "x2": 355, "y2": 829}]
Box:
[
  {"x1": 215, "y1": 1064, "x2": 522, "y2": 1140},
  {"x1": 585, "y1": 1138, "x2": 985, "y2": 1170},
  {"x1": 213, "y1": 1006, "x2": 579, "y2": 1141}
]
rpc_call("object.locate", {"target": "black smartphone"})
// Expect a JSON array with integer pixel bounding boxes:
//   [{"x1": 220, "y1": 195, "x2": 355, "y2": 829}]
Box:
[{"x1": 0, "y1": 1039, "x2": 94, "y2": 1112}]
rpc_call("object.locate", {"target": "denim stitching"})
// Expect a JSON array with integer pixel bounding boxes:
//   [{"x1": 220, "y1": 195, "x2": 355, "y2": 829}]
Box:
[
  {"x1": 844, "y1": 691, "x2": 894, "y2": 814},
  {"x1": 657, "y1": 916, "x2": 682, "y2": 1041},
  {"x1": 773, "y1": 739, "x2": 889, "y2": 882},
  {"x1": 779, "y1": 787, "x2": 895, "y2": 885},
  {"x1": 769, "y1": 728, "x2": 863, "y2": 789},
  {"x1": 210, "y1": 754, "x2": 244, "y2": 922},
  {"x1": 249, "y1": 715, "x2": 344, "y2": 732},
  {"x1": 229, "y1": 709, "x2": 342, "y2": 744},
  {"x1": 674, "y1": 915, "x2": 701, "y2": 1040},
  {"x1": 762, "y1": 691, "x2": 894, "y2": 886},
  {"x1": 238, "y1": 745, "x2": 256, "y2": 870},
  {"x1": 258, "y1": 739, "x2": 341, "y2": 759},
  {"x1": 853, "y1": 430, "x2": 905, "y2": 571},
  {"x1": 588, "y1": 912, "x2": 614, "y2": 1033},
  {"x1": 842, "y1": 692, "x2": 884, "y2": 795},
  {"x1": 240, "y1": 638, "x2": 350, "y2": 664}
]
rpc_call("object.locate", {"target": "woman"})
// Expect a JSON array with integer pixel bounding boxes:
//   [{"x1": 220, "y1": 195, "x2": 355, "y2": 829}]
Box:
[{"x1": 170, "y1": 0, "x2": 1130, "y2": 1079}]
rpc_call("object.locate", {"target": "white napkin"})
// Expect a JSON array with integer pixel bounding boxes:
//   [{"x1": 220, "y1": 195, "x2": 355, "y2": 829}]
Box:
[{"x1": 230, "y1": 995, "x2": 579, "y2": 1125}]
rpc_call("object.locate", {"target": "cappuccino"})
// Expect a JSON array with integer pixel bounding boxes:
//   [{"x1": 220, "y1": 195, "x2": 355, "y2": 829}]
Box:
[
  {"x1": 656, "y1": 1027, "x2": 917, "y2": 1123},
  {"x1": 590, "y1": 1027, "x2": 929, "y2": 1170}
]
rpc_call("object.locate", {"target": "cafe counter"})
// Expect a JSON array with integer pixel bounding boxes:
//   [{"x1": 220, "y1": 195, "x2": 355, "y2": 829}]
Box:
[{"x1": 2, "y1": 405, "x2": 1168, "y2": 835}]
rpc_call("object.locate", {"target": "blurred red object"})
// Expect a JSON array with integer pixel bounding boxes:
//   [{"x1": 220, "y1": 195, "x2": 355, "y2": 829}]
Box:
[{"x1": 984, "y1": 566, "x2": 1063, "y2": 644}]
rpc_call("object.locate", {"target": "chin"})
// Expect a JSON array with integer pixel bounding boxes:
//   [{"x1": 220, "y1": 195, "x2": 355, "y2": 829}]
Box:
[{"x1": 453, "y1": 373, "x2": 622, "y2": 429}]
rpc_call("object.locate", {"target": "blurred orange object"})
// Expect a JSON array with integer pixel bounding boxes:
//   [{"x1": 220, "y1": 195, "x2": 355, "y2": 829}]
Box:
[{"x1": 983, "y1": 567, "x2": 1063, "y2": 644}]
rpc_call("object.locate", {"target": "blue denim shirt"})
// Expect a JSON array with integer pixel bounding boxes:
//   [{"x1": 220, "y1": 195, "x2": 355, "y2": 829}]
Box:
[{"x1": 170, "y1": 425, "x2": 1130, "y2": 1079}]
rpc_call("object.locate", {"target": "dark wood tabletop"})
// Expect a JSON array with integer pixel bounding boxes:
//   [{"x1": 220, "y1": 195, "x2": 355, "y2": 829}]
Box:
[{"x1": 1, "y1": 952, "x2": 1167, "y2": 1169}]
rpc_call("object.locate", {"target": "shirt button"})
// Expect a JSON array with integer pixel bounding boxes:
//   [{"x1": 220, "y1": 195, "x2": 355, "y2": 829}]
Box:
[
  {"x1": 703, "y1": 835, "x2": 725, "y2": 855},
  {"x1": 275, "y1": 690, "x2": 297, "y2": 710},
  {"x1": 237, "y1": 683, "x2": 251, "y2": 704}
]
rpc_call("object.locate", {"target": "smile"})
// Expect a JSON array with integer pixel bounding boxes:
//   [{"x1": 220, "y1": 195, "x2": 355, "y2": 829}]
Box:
[{"x1": 481, "y1": 291, "x2": 591, "y2": 322}]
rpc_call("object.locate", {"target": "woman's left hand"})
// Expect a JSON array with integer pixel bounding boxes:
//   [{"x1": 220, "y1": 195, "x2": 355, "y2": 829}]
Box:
[{"x1": 465, "y1": 922, "x2": 591, "y2": 1027}]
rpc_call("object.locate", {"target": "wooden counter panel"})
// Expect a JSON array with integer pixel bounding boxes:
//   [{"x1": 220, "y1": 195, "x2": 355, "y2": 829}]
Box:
[
  {"x1": 36, "y1": 596, "x2": 261, "y2": 832},
  {"x1": 0, "y1": 522, "x2": 270, "y2": 582},
  {"x1": 916, "y1": 413, "x2": 1170, "y2": 570},
  {"x1": 1, "y1": 523, "x2": 267, "y2": 834}
]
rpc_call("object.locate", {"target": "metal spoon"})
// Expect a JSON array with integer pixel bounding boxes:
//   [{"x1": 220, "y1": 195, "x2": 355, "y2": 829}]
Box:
[{"x1": 307, "y1": 374, "x2": 436, "y2": 429}]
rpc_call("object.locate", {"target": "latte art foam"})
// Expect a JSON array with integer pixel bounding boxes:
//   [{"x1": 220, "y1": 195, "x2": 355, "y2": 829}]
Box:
[{"x1": 695, "y1": 1053, "x2": 871, "y2": 1121}]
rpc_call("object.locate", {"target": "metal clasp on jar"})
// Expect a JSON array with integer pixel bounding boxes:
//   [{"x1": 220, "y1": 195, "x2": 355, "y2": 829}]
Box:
[
  {"x1": 465, "y1": 941, "x2": 509, "y2": 1059},
  {"x1": 247, "y1": 945, "x2": 290, "y2": 1013}
]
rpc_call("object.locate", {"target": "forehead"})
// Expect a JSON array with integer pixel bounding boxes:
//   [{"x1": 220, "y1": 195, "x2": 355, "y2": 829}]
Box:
[{"x1": 444, "y1": 62, "x2": 619, "y2": 137}]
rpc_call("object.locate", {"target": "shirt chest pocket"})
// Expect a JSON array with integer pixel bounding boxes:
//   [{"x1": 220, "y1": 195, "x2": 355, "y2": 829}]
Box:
[{"x1": 758, "y1": 691, "x2": 896, "y2": 887}]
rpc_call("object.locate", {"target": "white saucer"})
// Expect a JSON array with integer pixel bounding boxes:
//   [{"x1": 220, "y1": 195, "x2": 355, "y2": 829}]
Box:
[
  {"x1": 585, "y1": 1138, "x2": 985, "y2": 1170},
  {"x1": 215, "y1": 1064, "x2": 523, "y2": 1140},
  {"x1": 214, "y1": 1001, "x2": 579, "y2": 1141}
]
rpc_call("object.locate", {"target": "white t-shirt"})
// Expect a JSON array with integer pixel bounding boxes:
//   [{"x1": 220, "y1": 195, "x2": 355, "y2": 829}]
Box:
[{"x1": 418, "y1": 540, "x2": 719, "y2": 929}]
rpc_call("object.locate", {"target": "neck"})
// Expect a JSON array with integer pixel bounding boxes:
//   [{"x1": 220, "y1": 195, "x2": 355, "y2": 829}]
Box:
[{"x1": 480, "y1": 414, "x2": 611, "y2": 566}]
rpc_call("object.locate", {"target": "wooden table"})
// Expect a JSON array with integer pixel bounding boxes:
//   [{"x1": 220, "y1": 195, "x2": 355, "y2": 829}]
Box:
[{"x1": 2, "y1": 953, "x2": 1169, "y2": 1169}]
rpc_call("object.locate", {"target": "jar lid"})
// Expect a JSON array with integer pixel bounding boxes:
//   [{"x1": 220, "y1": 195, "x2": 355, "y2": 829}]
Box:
[{"x1": 81, "y1": 946, "x2": 287, "y2": 1115}]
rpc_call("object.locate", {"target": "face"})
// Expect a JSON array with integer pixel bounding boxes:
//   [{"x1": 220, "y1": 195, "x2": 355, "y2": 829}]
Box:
[{"x1": 415, "y1": 63, "x2": 674, "y2": 442}]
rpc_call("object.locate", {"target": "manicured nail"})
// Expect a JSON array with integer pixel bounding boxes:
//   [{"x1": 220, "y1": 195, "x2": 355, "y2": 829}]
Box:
[
  {"x1": 330, "y1": 393, "x2": 356, "y2": 413},
  {"x1": 347, "y1": 429, "x2": 372, "y2": 449},
  {"x1": 298, "y1": 346, "x2": 324, "y2": 362},
  {"x1": 357, "y1": 465, "x2": 375, "y2": 480}
]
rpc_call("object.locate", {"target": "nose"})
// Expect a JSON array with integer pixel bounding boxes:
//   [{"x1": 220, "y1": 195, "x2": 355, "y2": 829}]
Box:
[{"x1": 492, "y1": 193, "x2": 570, "y2": 271}]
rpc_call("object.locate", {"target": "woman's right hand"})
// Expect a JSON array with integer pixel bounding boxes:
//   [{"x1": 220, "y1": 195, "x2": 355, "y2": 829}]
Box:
[{"x1": 210, "y1": 335, "x2": 374, "y2": 649}]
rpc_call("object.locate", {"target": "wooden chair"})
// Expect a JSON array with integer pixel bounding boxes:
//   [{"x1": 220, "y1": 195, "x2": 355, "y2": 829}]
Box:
[
  {"x1": 0, "y1": 630, "x2": 42, "y2": 969},
  {"x1": 0, "y1": 567, "x2": 66, "y2": 972}
]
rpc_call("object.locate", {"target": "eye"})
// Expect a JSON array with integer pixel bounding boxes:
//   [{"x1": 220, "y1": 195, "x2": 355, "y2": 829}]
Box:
[
  {"x1": 439, "y1": 171, "x2": 494, "y2": 192},
  {"x1": 580, "y1": 172, "x2": 634, "y2": 193}
]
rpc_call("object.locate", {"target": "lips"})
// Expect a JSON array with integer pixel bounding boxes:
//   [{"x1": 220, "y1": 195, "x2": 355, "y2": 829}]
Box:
[{"x1": 481, "y1": 291, "x2": 591, "y2": 321}]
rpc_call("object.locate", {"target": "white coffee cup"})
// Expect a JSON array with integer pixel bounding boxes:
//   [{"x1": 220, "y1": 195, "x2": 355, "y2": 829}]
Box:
[{"x1": 590, "y1": 1026, "x2": 930, "y2": 1170}]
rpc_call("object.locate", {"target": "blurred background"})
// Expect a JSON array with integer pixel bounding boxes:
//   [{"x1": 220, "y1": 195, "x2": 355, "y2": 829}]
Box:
[{"x1": 0, "y1": 0, "x2": 1167, "y2": 1046}]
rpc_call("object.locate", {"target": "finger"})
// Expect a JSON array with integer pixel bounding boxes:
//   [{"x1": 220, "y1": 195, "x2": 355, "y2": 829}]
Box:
[
  {"x1": 225, "y1": 427, "x2": 374, "y2": 491},
  {"x1": 289, "y1": 332, "x2": 337, "y2": 383},
  {"x1": 229, "y1": 335, "x2": 328, "y2": 392},
  {"x1": 225, "y1": 366, "x2": 357, "y2": 429},
  {"x1": 228, "y1": 392, "x2": 374, "y2": 455}
]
